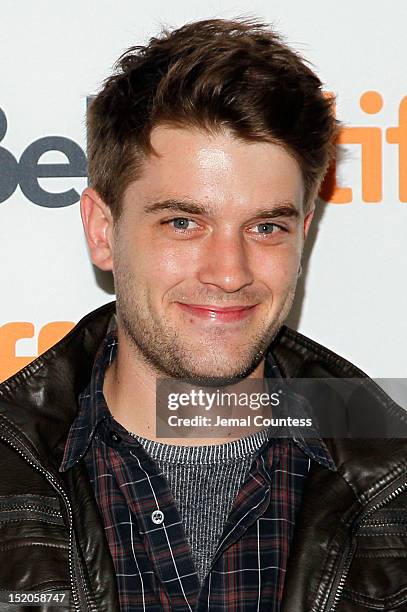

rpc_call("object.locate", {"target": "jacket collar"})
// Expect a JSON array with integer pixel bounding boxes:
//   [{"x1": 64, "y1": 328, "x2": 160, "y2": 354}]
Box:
[
  {"x1": 58, "y1": 324, "x2": 335, "y2": 473},
  {"x1": 1, "y1": 300, "x2": 406, "y2": 506},
  {"x1": 0, "y1": 301, "x2": 116, "y2": 469}
]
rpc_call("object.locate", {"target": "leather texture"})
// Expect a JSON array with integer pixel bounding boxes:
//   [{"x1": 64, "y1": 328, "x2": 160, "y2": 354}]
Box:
[{"x1": 0, "y1": 300, "x2": 406, "y2": 611}]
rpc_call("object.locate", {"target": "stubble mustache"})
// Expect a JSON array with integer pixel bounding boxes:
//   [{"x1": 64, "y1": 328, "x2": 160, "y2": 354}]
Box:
[{"x1": 170, "y1": 288, "x2": 270, "y2": 307}]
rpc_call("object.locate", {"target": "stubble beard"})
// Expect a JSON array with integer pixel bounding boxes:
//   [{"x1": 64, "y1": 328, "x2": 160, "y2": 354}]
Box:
[{"x1": 115, "y1": 268, "x2": 296, "y2": 386}]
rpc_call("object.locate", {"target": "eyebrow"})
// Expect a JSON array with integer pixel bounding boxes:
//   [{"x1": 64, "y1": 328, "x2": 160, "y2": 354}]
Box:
[{"x1": 143, "y1": 199, "x2": 300, "y2": 220}]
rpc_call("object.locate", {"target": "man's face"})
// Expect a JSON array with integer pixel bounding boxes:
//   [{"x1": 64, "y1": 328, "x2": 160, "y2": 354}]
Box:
[{"x1": 105, "y1": 126, "x2": 311, "y2": 383}]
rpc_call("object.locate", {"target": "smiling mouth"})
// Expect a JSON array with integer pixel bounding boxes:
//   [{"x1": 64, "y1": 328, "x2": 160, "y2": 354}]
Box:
[{"x1": 176, "y1": 302, "x2": 259, "y2": 322}]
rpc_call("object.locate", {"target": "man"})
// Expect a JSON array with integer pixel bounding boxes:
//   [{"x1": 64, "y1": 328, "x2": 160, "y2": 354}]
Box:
[{"x1": 1, "y1": 17, "x2": 407, "y2": 612}]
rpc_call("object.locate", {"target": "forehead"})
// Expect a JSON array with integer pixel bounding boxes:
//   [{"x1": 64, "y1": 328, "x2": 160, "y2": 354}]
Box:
[{"x1": 124, "y1": 125, "x2": 305, "y2": 215}]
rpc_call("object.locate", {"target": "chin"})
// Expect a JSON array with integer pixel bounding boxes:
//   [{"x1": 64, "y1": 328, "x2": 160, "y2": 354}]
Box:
[
  {"x1": 176, "y1": 371, "x2": 250, "y2": 388},
  {"x1": 177, "y1": 356, "x2": 263, "y2": 387}
]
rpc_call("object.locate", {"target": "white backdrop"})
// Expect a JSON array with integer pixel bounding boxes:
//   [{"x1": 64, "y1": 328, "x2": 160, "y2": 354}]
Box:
[{"x1": 1, "y1": 0, "x2": 406, "y2": 382}]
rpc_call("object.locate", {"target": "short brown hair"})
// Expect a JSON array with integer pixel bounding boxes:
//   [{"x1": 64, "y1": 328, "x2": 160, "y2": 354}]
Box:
[{"x1": 87, "y1": 18, "x2": 338, "y2": 219}]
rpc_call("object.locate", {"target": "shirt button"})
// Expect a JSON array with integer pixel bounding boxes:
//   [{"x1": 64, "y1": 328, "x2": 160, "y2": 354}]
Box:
[
  {"x1": 111, "y1": 432, "x2": 121, "y2": 443},
  {"x1": 151, "y1": 510, "x2": 164, "y2": 525}
]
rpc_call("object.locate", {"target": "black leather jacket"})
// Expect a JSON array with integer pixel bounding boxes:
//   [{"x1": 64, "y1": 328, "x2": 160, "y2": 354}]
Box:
[{"x1": 1, "y1": 301, "x2": 407, "y2": 612}]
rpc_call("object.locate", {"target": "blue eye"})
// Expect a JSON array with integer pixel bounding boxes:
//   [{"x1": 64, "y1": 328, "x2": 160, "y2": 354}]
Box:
[
  {"x1": 256, "y1": 223, "x2": 279, "y2": 234},
  {"x1": 169, "y1": 218, "x2": 200, "y2": 230},
  {"x1": 172, "y1": 218, "x2": 190, "y2": 229}
]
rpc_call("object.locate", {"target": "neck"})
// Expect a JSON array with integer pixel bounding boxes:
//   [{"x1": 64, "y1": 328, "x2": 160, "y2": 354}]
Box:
[{"x1": 102, "y1": 324, "x2": 267, "y2": 446}]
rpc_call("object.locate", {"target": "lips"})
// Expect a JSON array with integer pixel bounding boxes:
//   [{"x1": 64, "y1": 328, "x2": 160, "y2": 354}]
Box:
[{"x1": 176, "y1": 302, "x2": 258, "y2": 322}]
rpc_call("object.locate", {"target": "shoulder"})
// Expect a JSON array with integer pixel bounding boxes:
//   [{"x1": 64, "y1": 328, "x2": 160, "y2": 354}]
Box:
[
  {"x1": 271, "y1": 326, "x2": 407, "y2": 486},
  {"x1": 272, "y1": 325, "x2": 369, "y2": 379}
]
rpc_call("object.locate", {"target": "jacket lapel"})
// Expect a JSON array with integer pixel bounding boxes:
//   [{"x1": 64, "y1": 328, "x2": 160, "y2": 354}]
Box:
[
  {"x1": 60, "y1": 460, "x2": 121, "y2": 611},
  {"x1": 280, "y1": 458, "x2": 359, "y2": 611}
]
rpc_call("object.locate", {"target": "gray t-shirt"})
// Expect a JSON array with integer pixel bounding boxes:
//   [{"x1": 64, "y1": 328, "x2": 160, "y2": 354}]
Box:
[{"x1": 131, "y1": 429, "x2": 268, "y2": 584}]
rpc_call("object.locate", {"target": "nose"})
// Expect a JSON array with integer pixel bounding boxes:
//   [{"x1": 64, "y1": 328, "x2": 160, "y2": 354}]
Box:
[{"x1": 197, "y1": 230, "x2": 254, "y2": 292}]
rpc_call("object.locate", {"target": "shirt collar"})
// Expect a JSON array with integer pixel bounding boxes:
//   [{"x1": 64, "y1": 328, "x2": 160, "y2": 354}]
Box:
[
  {"x1": 264, "y1": 350, "x2": 336, "y2": 471},
  {"x1": 60, "y1": 329, "x2": 336, "y2": 473},
  {"x1": 59, "y1": 330, "x2": 118, "y2": 472}
]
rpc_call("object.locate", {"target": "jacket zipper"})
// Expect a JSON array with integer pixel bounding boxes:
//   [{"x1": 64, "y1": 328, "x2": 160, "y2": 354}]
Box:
[
  {"x1": 322, "y1": 477, "x2": 407, "y2": 612},
  {"x1": 0, "y1": 502, "x2": 62, "y2": 516},
  {"x1": 0, "y1": 429, "x2": 86, "y2": 612},
  {"x1": 322, "y1": 538, "x2": 356, "y2": 612}
]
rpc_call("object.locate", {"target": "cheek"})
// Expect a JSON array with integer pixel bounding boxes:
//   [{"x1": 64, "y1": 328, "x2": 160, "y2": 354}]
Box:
[
  {"x1": 138, "y1": 237, "x2": 199, "y2": 282},
  {"x1": 254, "y1": 246, "x2": 300, "y2": 294}
]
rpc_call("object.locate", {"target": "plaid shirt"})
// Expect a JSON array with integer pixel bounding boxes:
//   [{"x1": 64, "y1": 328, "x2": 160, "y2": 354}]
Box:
[{"x1": 60, "y1": 330, "x2": 336, "y2": 611}]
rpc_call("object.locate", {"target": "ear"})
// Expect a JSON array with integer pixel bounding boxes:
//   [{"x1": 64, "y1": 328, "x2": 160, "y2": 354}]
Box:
[
  {"x1": 303, "y1": 207, "x2": 315, "y2": 240},
  {"x1": 80, "y1": 187, "x2": 114, "y2": 271}
]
